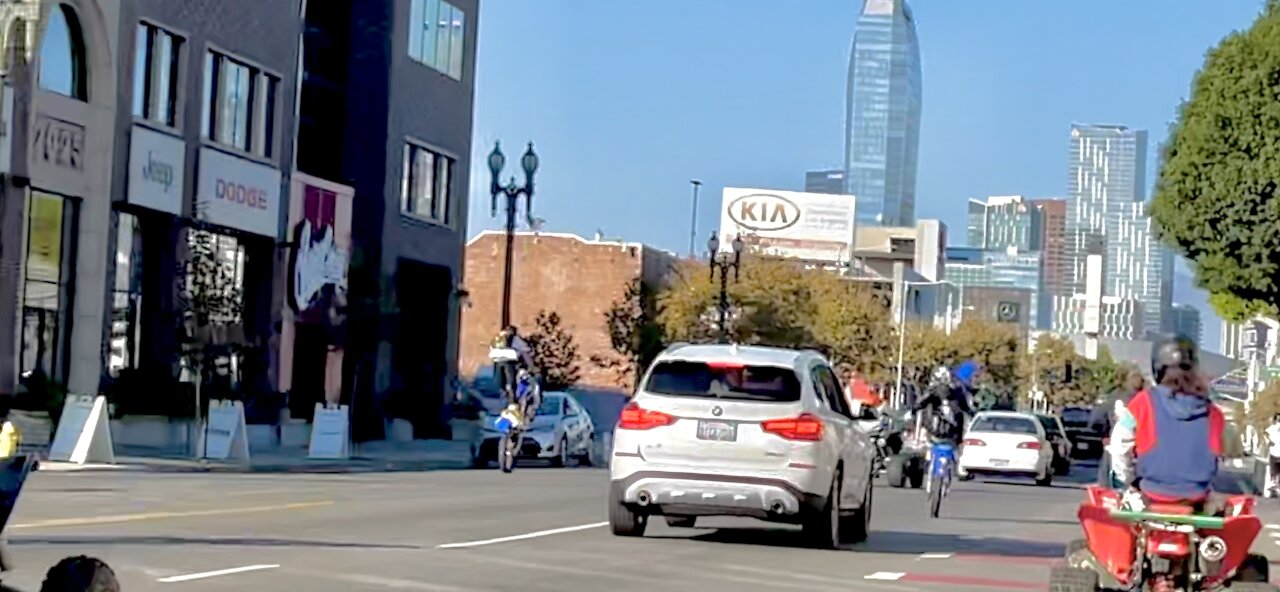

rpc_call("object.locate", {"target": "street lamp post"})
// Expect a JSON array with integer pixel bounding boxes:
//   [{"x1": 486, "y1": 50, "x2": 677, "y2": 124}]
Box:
[
  {"x1": 688, "y1": 180, "x2": 702, "y2": 258},
  {"x1": 488, "y1": 141, "x2": 539, "y2": 330},
  {"x1": 707, "y1": 231, "x2": 744, "y2": 343}
]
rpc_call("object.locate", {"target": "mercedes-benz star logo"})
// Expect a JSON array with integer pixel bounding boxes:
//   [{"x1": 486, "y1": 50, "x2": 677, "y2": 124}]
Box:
[{"x1": 712, "y1": 406, "x2": 723, "y2": 417}]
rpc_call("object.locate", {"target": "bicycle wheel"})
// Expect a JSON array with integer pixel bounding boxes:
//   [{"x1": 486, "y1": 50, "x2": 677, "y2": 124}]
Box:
[
  {"x1": 500, "y1": 432, "x2": 517, "y2": 473},
  {"x1": 927, "y1": 472, "x2": 942, "y2": 518}
]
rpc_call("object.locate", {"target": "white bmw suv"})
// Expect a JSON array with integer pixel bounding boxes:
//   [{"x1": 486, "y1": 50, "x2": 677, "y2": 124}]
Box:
[{"x1": 608, "y1": 343, "x2": 875, "y2": 548}]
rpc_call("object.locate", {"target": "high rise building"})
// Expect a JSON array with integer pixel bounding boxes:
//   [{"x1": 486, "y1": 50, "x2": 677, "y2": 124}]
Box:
[
  {"x1": 1169, "y1": 303, "x2": 1203, "y2": 347},
  {"x1": 805, "y1": 169, "x2": 847, "y2": 195},
  {"x1": 1031, "y1": 198, "x2": 1068, "y2": 304},
  {"x1": 1058, "y1": 124, "x2": 1172, "y2": 337},
  {"x1": 966, "y1": 195, "x2": 1042, "y2": 251},
  {"x1": 844, "y1": 0, "x2": 922, "y2": 227},
  {"x1": 946, "y1": 246, "x2": 1045, "y2": 329}
]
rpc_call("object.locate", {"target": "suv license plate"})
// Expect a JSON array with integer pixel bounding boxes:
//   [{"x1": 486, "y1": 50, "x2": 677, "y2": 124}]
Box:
[{"x1": 697, "y1": 421, "x2": 737, "y2": 442}]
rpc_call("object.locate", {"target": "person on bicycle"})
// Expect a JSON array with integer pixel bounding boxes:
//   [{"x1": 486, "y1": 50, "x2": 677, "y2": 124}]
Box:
[{"x1": 1108, "y1": 334, "x2": 1223, "y2": 512}]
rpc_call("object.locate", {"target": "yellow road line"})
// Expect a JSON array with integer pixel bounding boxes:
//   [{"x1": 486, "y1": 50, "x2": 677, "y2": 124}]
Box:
[{"x1": 11, "y1": 500, "x2": 334, "y2": 530}]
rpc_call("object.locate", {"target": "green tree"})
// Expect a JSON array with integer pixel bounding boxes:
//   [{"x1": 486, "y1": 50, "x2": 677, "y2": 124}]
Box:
[
  {"x1": 657, "y1": 255, "x2": 818, "y2": 347},
  {"x1": 590, "y1": 279, "x2": 666, "y2": 389},
  {"x1": 806, "y1": 272, "x2": 896, "y2": 383},
  {"x1": 1019, "y1": 334, "x2": 1090, "y2": 409},
  {"x1": 655, "y1": 255, "x2": 896, "y2": 378},
  {"x1": 1151, "y1": 1, "x2": 1280, "y2": 317},
  {"x1": 526, "y1": 310, "x2": 581, "y2": 392},
  {"x1": 948, "y1": 320, "x2": 1023, "y2": 396}
]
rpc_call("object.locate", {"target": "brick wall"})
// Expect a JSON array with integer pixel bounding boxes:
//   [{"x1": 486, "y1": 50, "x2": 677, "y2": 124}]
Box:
[{"x1": 461, "y1": 232, "x2": 673, "y2": 391}]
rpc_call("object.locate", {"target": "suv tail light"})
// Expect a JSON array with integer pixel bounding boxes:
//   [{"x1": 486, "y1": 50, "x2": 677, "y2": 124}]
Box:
[
  {"x1": 1018, "y1": 441, "x2": 1042, "y2": 450},
  {"x1": 618, "y1": 402, "x2": 675, "y2": 430},
  {"x1": 762, "y1": 414, "x2": 824, "y2": 441},
  {"x1": 962, "y1": 438, "x2": 986, "y2": 447}
]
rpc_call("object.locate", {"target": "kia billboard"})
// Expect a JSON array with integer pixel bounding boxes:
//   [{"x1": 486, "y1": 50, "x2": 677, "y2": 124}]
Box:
[{"x1": 717, "y1": 187, "x2": 857, "y2": 263}]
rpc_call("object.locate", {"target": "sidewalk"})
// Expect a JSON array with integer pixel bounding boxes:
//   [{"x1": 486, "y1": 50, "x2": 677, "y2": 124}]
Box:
[{"x1": 36, "y1": 440, "x2": 477, "y2": 474}]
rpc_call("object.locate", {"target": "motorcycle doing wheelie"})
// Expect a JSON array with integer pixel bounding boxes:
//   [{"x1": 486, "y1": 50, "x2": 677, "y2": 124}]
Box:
[
  {"x1": 491, "y1": 363, "x2": 542, "y2": 474},
  {"x1": 1055, "y1": 485, "x2": 1274, "y2": 592}
]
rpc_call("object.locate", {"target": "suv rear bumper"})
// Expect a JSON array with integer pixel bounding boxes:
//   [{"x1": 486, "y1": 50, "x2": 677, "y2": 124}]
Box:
[{"x1": 612, "y1": 472, "x2": 822, "y2": 520}]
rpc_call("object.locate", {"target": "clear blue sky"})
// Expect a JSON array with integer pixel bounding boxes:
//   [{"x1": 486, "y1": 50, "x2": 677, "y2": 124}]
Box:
[{"x1": 467, "y1": 0, "x2": 1269, "y2": 352}]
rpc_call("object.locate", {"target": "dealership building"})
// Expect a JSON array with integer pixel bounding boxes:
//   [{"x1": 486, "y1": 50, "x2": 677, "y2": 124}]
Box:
[{"x1": 0, "y1": 0, "x2": 476, "y2": 447}]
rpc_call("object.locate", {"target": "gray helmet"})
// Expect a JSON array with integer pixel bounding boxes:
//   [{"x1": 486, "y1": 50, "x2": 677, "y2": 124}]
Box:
[{"x1": 1151, "y1": 334, "x2": 1198, "y2": 382}]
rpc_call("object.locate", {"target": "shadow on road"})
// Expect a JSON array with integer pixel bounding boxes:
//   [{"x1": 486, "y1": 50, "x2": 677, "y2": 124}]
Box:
[
  {"x1": 943, "y1": 516, "x2": 1079, "y2": 527},
  {"x1": 678, "y1": 527, "x2": 1066, "y2": 557},
  {"x1": 11, "y1": 535, "x2": 421, "y2": 550}
]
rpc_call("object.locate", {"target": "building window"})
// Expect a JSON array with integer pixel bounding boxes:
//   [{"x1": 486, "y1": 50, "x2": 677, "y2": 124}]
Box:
[
  {"x1": 20, "y1": 192, "x2": 76, "y2": 386},
  {"x1": 38, "y1": 4, "x2": 88, "y2": 100},
  {"x1": 408, "y1": 0, "x2": 465, "y2": 80},
  {"x1": 400, "y1": 143, "x2": 453, "y2": 225},
  {"x1": 202, "y1": 50, "x2": 279, "y2": 157},
  {"x1": 109, "y1": 212, "x2": 144, "y2": 377},
  {"x1": 132, "y1": 23, "x2": 182, "y2": 127}
]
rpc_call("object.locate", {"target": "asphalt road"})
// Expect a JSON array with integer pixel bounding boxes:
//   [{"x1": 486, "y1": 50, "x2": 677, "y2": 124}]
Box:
[{"x1": 3, "y1": 462, "x2": 1279, "y2": 591}]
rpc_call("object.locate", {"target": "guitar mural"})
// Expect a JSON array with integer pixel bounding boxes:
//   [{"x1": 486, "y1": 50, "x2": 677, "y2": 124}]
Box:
[{"x1": 280, "y1": 175, "x2": 354, "y2": 408}]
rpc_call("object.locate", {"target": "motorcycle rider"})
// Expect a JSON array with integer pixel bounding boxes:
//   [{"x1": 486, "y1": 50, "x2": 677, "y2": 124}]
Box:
[
  {"x1": 489, "y1": 325, "x2": 539, "y2": 421},
  {"x1": 909, "y1": 365, "x2": 976, "y2": 446},
  {"x1": 1109, "y1": 335, "x2": 1222, "y2": 512}
]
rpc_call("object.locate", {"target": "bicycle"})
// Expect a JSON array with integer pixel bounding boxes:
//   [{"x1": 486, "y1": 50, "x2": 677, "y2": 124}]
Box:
[{"x1": 925, "y1": 440, "x2": 956, "y2": 518}]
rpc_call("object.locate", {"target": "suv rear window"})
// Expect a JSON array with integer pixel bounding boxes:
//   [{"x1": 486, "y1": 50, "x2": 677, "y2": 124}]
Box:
[
  {"x1": 971, "y1": 415, "x2": 1040, "y2": 435},
  {"x1": 643, "y1": 361, "x2": 802, "y2": 402}
]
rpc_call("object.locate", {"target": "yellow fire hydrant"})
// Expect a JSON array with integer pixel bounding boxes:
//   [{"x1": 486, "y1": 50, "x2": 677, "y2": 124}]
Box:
[{"x1": 0, "y1": 419, "x2": 20, "y2": 459}]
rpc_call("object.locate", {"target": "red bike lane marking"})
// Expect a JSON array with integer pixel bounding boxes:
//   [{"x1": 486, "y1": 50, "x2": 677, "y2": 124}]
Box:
[
  {"x1": 952, "y1": 553, "x2": 1061, "y2": 566},
  {"x1": 900, "y1": 573, "x2": 1041, "y2": 590}
]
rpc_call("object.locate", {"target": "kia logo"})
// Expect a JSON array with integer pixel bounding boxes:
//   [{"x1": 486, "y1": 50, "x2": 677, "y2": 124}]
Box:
[{"x1": 727, "y1": 193, "x2": 801, "y2": 232}]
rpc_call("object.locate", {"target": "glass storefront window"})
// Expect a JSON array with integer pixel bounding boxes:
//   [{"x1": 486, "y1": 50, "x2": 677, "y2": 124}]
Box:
[
  {"x1": 108, "y1": 212, "x2": 144, "y2": 378},
  {"x1": 20, "y1": 192, "x2": 75, "y2": 385}
]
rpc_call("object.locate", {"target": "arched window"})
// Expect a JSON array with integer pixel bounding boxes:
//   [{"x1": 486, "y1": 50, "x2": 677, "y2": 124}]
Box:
[{"x1": 38, "y1": 4, "x2": 87, "y2": 100}]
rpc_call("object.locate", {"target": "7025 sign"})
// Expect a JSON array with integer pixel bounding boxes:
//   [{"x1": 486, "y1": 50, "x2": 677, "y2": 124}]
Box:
[{"x1": 31, "y1": 114, "x2": 84, "y2": 171}]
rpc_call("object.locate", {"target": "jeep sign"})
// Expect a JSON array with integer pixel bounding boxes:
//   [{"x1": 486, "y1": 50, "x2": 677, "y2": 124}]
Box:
[{"x1": 718, "y1": 187, "x2": 857, "y2": 264}]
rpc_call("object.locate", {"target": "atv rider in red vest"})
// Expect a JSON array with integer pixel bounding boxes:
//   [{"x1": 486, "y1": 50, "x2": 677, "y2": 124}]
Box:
[{"x1": 1108, "y1": 334, "x2": 1223, "y2": 512}]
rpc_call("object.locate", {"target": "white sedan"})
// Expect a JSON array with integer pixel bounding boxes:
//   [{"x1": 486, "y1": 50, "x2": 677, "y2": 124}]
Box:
[
  {"x1": 480, "y1": 392, "x2": 597, "y2": 467},
  {"x1": 957, "y1": 411, "x2": 1055, "y2": 486}
]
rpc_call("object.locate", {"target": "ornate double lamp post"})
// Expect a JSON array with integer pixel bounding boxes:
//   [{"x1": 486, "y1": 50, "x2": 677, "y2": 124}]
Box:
[
  {"x1": 487, "y1": 141, "x2": 539, "y2": 329},
  {"x1": 707, "y1": 231, "x2": 744, "y2": 343}
]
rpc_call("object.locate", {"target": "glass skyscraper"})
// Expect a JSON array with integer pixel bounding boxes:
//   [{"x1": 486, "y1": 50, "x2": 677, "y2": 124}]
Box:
[
  {"x1": 1060, "y1": 123, "x2": 1172, "y2": 337},
  {"x1": 844, "y1": 0, "x2": 922, "y2": 227}
]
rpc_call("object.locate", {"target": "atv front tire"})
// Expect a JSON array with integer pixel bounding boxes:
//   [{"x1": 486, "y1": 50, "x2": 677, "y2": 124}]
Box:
[
  {"x1": 41, "y1": 556, "x2": 119, "y2": 592},
  {"x1": 1048, "y1": 565, "x2": 1098, "y2": 592}
]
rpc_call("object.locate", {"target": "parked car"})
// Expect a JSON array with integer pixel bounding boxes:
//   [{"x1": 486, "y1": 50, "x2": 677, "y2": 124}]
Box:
[
  {"x1": 1060, "y1": 405, "x2": 1105, "y2": 459},
  {"x1": 608, "y1": 344, "x2": 875, "y2": 549},
  {"x1": 479, "y1": 392, "x2": 596, "y2": 467},
  {"x1": 1034, "y1": 412, "x2": 1073, "y2": 476},
  {"x1": 957, "y1": 411, "x2": 1055, "y2": 486}
]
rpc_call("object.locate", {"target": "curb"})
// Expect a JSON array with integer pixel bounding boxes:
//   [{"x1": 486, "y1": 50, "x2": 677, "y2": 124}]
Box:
[{"x1": 36, "y1": 458, "x2": 474, "y2": 475}]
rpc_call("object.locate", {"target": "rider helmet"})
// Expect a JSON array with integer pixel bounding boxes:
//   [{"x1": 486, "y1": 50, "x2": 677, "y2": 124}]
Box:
[
  {"x1": 1151, "y1": 333, "x2": 1198, "y2": 383},
  {"x1": 931, "y1": 365, "x2": 950, "y2": 384}
]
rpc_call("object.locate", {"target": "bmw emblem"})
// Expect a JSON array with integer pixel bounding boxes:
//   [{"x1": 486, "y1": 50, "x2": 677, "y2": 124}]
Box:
[{"x1": 712, "y1": 406, "x2": 723, "y2": 417}]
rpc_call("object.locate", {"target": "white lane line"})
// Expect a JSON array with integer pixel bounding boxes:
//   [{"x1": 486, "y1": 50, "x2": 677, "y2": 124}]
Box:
[
  {"x1": 158, "y1": 564, "x2": 279, "y2": 583},
  {"x1": 866, "y1": 572, "x2": 906, "y2": 581},
  {"x1": 1267, "y1": 524, "x2": 1280, "y2": 529},
  {"x1": 918, "y1": 552, "x2": 953, "y2": 559},
  {"x1": 435, "y1": 521, "x2": 608, "y2": 549}
]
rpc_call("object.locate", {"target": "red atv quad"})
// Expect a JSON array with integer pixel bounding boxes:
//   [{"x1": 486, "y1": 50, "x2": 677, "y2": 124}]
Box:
[{"x1": 1052, "y1": 485, "x2": 1274, "y2": 592}]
